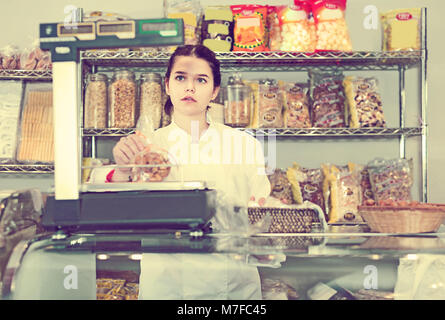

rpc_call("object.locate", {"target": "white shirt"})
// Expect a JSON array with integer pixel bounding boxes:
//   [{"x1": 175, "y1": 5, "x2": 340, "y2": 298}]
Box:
[{"x1": 92, "y1": 118, "x2": 271, "y2": 207}]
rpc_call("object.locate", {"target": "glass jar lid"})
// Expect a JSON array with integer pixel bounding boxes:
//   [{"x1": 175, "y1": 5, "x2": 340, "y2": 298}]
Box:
[
  {"x1": 140, "y1": 72, "x2": 162, "y2": 82},
  {"x1": 88, "y1": 73, "x2": 108, "y2": 81}
]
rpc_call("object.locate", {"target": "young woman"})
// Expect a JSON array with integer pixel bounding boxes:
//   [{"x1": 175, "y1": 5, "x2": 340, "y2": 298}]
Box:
[
  {"x1": 107, "y1": 45, "x2": 271, "y2": 207},
  {"x1": 101, "y1": 45, "x2": 272, "y2": 300}
]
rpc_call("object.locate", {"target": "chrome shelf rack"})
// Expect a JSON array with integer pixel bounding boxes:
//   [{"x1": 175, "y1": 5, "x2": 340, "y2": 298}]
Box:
[
  {"x1": 0, "y1": 164, "x2": 54, "y2": 174},
  {"x1": 0, "y1": 69, "x2": 52, "y2": 81}
]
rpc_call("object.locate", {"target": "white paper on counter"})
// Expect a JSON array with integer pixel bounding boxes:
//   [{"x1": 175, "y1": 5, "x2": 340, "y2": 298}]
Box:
[
  {"x1": 138, "y1": 252, "x2": 262, "y2": 300},
  {"x1": 394, "y1": 254, "x2": 445, "y2": 300}
]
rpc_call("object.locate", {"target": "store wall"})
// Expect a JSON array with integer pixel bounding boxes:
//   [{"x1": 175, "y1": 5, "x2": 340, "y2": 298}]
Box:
[{"x1": 0, "y1": 0, "x2": 444, "y2": 202}]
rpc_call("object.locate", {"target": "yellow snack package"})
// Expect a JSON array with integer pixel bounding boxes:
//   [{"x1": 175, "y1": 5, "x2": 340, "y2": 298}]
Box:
[
  {"x1": 326, "y1": 163, "x2": 363, "y2": 224},
  {"x1": 381, "y1": 8, "x2": 421, "y2": 51}
]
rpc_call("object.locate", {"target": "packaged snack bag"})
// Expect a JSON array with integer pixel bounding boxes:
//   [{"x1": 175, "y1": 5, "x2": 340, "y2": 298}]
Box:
[
  {"x1": 267, "y1": 5, "x2": 282, "y2": 51},
  {"x1": 268, "y1": 169, "x2": 295, "y2": 204},
  {"x1": 287, "y1": 163, "x2": 327, "y2": 218},
  {"x1": 343, "y1": 76, "x2": 386, "y2": 128},
  {"x1": 326, "y1": 163, "x2": 363, "y2": 223},
  {"x1": 277, "y1": 1, "x2": 315, "y2": 52},
  {"x1": 254, "y1": 79, "x2": 283, "y2": 128},
  {"x1": 310, "y1": 71, "x2": 347, "y2": 128},
  {"x1": 381, "y1": 8, "x2": 421, "y2": 51},
  {"x1": 231, "y1": 4, "x2": 268, "y2": 51},
  {"x1": 310, "y1": 0, "x2": 352, "y2": 51},
  {"x1": 280, "y1": 81, "x2": 311, "y2": 128},
  {"x1": 367, "y1": 158, "x2": 413, "y2": 203},
  {"x1": 201, "y1": 6, "x2": 234, "y2": 52}
]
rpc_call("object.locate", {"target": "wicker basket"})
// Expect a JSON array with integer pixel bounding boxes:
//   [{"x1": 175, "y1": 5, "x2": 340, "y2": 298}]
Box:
[
  {"x1": 248, "y1": 207, "x2": 320, "y2": 233},
  {"x1": 358, "y1": 205, "x2": 445, "y2": 234}
]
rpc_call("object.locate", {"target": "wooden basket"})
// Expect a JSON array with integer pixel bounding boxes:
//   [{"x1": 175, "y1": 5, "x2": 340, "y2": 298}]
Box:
[
  {"x1": 248, "y1": 207, "x2": 320, "y2": 233},
  {"x1": 358, "y1": 205, "x2": 445, "y2": 234}
]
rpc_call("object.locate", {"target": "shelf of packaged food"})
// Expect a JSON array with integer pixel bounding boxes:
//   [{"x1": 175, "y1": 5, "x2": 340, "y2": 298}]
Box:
[
  {"x1": 82, "y1": 127, "x2": 423, "y2": 138},
  {"x1": 0, "y1": 69, "x2": 52, "y2": 81},
  {"x1": 0, "y1": 164, "x2": 54, "y2": 174},
  {"x1": 80, "y1": 50, "x2": 423, "y2": 72}
]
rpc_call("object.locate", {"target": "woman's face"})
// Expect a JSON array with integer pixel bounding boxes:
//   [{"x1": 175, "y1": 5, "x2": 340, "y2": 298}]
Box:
[{"x1": 165, "y1": 56, "x2": 220, "y2": 118}]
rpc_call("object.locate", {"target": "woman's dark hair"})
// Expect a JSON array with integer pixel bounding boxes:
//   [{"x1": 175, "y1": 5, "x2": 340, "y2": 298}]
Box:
[{"x1": 164, "y1": 45, "x2": 221, "y2": 116}]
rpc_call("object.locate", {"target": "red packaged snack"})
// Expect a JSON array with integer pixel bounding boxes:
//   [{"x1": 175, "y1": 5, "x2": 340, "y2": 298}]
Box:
[
  {"x1": 231, "y1": 5, "x2": 268, "y2": 51},
  {"x1": 310, "y1": 0, "x2": 352, "y2": 51}
]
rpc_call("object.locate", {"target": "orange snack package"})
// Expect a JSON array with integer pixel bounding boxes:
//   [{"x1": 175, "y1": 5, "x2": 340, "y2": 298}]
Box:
[{"x1": 231, "y1": 5, "x2": 268, "y2": 52}]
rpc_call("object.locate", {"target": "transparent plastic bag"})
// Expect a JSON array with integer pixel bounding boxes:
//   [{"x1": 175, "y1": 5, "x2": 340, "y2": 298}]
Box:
[
  {"x1": 367, "y1": 158, "x2": 413, "y2": 203},
  {"x1": 210, "y1": 190, "x2": 272, "y2": 235},
  {"x1": 325, "y1": 163, "x2": 363, "y2": 224},
  {"x1": 165, "y1": 0, "x2": 202, "y2": 48},
  {"x1": 0, "y1": 189, "x2": 43, "y2": 241},
  {"x1": 16, "y1": 82, "x2": 54, "y2": 164},
  {"x1": 130, "y1": 114, "x2": 175, "y2": 183},
  {"x1": 277, "y1": 2, "x2": 314, "y2": 52},
  {"x1": 267, "y1": 6, "x2": 282, "y2": 51},
  {"x1": 311, "y1": 0, "x2": 352, "y2": 51},
  {"x1": 268, "y1": 168, "x2": 294, "y2": 204},
  {"x1": 310, "y1": 71, "x2": 346, "y2": 128},
  {"x1": 344, "y1": 76, "x2": 386, "y2": 128},
  {"x1": 280, "y1": 81, "x2": 311, "y2": 128},
  {"x1": 0, "y1": 81, "x2": 23, "y2": 164},
  {"x1": 381, "y1": 8, "x2": 421, "y2": 52},
  {"x1": 255, "y1": 79, "x2": 283, "y2": 128},
  {"x1": 261, "y1": 278, "x2": 299, "y2": 300},
  {"x1": 1, "y1": 45, "x2": 20, "y2": 70}
]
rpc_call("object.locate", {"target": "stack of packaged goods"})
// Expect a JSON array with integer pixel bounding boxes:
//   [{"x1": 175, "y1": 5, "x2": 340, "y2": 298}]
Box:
[
  {"x1": 201, "y1": 6, "x2": 234, "y2": 52},
  {"x1": 0, "y1": 81, "x2": 23, "y2": 163},
  {"x1": 16, "y1": 83, "x2": 54, "y2": 163}
]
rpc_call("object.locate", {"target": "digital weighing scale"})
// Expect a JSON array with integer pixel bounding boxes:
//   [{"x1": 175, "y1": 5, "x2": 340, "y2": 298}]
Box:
[{"x1": 39, "y1": 14, "x2": 217, "y2": 234}]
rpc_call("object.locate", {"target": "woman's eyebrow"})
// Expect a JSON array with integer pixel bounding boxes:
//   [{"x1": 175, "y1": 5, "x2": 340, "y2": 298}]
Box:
[{"x1": 173, "y1": 71, "x2": 209, "y2": 78}]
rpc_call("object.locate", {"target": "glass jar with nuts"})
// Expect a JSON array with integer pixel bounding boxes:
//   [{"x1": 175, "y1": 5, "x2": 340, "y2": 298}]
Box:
[
  {"x1": 139, "y1": 72, "x2": 163, "y2": 130},
  {"x1": 109, "y1": 70, "x2": 137, "y2": 128},
  {"x1": 84, "y1": 73, "x2": 108, "y2": 129}
]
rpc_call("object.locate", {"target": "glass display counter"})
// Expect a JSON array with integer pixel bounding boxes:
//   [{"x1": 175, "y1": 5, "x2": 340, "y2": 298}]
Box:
[{"x1": 3, "y1": 229, "x2": 445, "y2": 300}]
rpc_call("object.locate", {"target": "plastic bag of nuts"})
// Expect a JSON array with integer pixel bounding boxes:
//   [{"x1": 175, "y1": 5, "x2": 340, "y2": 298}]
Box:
[
  {"x1": 84, "y1": 73, "x2": 108, "y2": 129},
  {"x1": 1, "y1": 45, "x2": 21, "y2": 70},
  {"x1": 132, "y1": 143, "x2": 174, "y2": 182},
  {"x1": 367, "y1": 158, "x2": 413, "y2": 203},
  {"x1": 344, "y1": 76, "x2": 386, "y2": 128},
  {"x1": 311, "y1": 0, "x2": 352, "y2": 52},
  {"x1": 280, "y1": 81, "x2": 311, "y2": 128},
  {"x1": 267, "y1": 6, "x2": 282, "y2": 51},
  {"x1": 277, "y1": 2, "x2": 315, "y2": 52},
  {"x1": 254, "y1": 79, "x2": 283, "y2": 128},
  {"x1": 109, "y1": 70, "x2": 136, "y2": 128}
]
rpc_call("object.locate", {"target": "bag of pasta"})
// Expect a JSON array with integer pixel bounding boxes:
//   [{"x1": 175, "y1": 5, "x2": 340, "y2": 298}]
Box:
[
  {"x1": 311, "y1": 0, "x2": 352, "y2": 51},
  {"x1": 231, "y1": 4, "x2": 268, "y2": 52},
  {"x1": 280, "y1": 81, "x2": 311, "y2": 128},
  {"x1": 381, "y1": 8, "x2": 421, "y2": 51}
]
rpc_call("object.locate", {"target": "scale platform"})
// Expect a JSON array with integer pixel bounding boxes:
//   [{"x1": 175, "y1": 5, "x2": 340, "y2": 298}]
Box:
[{"x1": 42, "y1": 186, "x2": 217, "y2": 233}]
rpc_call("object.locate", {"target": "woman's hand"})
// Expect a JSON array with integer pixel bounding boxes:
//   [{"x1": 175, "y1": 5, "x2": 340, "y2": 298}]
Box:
[{"x1": 112, "y1": 134, "x2": 146, "y2": 176}]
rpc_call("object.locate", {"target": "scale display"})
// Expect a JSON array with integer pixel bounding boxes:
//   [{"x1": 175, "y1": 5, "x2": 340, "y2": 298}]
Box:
[{"x1": 40, "y1": 18, "x2": 184, "y2": 62}]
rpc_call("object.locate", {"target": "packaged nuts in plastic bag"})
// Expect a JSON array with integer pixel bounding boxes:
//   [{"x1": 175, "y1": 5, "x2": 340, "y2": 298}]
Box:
[{"x1": 280, "y1": 81, "x2": 311, "y2": 128}]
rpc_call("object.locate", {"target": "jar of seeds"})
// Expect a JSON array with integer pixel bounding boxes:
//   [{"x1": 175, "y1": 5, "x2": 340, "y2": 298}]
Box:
[
  {"x1": 139, "y1": 72, "x2": 163, "y2": 130},
  {"x1": 84, "y1": 73, "x2": 108, "y2": 129},
  {"x1": 109, "y1": 70, "x2": 136, "y2": 128}
]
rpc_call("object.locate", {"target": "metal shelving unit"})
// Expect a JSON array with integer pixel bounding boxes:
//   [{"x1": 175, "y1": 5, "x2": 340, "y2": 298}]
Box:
[
  {"x1": 0, "y1": 164, "x2": 54, "y2": 174},
  {"x1": 83, "y1": 127, "x2": 423, "y2": 138},
  {"x1": 0, "y1": 69, "x2": 53, "y2": 174},
  {"x1": 0, "y1": 69, "x2": 52, "y2": 81},
  {"x1": 80, "y1": 8, "x2": 428, "y2": 202}
]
